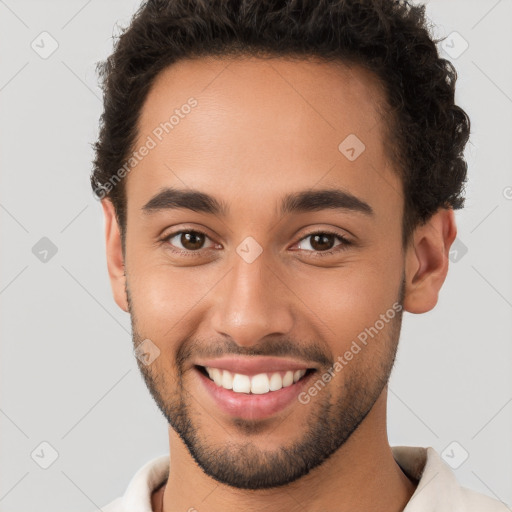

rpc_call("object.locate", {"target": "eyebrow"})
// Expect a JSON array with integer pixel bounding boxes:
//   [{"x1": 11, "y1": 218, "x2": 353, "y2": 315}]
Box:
[{"x1": 141, "y1": 187, "x2": 374, "y2": 217}]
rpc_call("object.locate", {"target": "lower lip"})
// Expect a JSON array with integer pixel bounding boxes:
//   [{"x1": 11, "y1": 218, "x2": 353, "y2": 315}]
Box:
[{"x1": 195, "y1": 367, "x2": 316, "y2": 421}]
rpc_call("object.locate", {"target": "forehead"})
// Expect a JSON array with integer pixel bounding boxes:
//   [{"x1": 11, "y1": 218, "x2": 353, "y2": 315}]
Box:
[{"x1": 127, "y1": 55, "x2": 400, "y2": 218}]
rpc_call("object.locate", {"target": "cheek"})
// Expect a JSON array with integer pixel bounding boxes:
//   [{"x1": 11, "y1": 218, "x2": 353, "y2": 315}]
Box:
[
  {"x1": 288, "y1": 253, "x2": 403, "y2": 354},
  {"x1": 127, "y1": 262, "x2": 217, "y2": 339}
]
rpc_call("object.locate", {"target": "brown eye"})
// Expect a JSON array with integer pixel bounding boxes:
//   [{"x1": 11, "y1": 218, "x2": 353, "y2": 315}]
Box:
[
  {"x1": 296, "y1": 231, "x2": 351, "y2": 255},
  {"x1": 179, "y1": 231, "x2": 205, "y2": 250},
  {"x1": 164, "y1": 230, "x2": 216, "y2": 253},
  {"x1": 309, "y1": 233, "x2": 336, "y2": 251}
]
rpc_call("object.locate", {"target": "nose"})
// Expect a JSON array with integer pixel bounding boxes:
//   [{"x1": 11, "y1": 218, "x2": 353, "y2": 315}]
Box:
[{"x1": 209, "y1": 252, "x2": 294, "y2": 348}]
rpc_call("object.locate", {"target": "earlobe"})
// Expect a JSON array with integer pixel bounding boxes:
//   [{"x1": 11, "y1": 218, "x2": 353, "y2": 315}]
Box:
[
  {"x1": 403, "y1": 209, "x2": 457, "y2": 314},
  {"x1": 101, "y1": 199, "x2": 129, "y2": 313}
]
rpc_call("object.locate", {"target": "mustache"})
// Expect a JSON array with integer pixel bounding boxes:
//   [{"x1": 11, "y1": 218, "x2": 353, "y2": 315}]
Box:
[{"x1": 176, "y1": 336, "x2": 333, "y2": 369}]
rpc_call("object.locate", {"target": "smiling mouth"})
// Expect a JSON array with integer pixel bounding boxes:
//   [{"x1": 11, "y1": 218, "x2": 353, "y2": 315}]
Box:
[{"x1": 195, "y1": 365, "x2": 316, "y2": 395}]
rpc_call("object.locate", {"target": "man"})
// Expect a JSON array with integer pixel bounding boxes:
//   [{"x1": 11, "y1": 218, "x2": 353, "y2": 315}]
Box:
[{"x1": 90, "y1": 0, "x2": 505, "y2": 510}]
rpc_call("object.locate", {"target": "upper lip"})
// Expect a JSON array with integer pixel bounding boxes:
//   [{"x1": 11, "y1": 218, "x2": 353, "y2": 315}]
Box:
[{"x1": 195, "y1": 356, "x2": 318, "y2": 376}]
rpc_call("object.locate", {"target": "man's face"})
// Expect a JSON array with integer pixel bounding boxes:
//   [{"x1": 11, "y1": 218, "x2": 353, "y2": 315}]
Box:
[{"x1": 121, "y1": 56, "x2": 406, "y2": 489}]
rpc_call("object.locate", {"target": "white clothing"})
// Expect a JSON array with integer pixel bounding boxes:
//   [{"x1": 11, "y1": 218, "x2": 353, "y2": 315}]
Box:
[{"x1": 98, "y1": 446, "x2": 507, "y2": 511}]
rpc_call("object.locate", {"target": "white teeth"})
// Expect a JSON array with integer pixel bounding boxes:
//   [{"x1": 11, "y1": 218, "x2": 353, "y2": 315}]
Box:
[
  {"x1": 269, "y1": 372, "x2": 283, "y2": 391},
  {"x1": 251, "y1": 373, "x2": 270, "y2": 394},
  {"x1": 221, "y1": 369, "x2": 233, "y2": 389},
  {"x1": 210, "y1": 368, "x2": 223, "y2": 386},
  {"x1": 293, "y1": 369, "x2": 306, "y2": 383},
  {"x1": 204, "y1": 367, "x2": 308, "y2": 394},
  {"x1": 232, "y1": 373, "x2": 251, "y2": 393},
  {"x1": 282, "y1": 370, "x2": 294, "y2": 387}
]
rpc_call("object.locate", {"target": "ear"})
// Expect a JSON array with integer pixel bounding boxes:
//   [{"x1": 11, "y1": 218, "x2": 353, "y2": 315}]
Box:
[
  {"x1": 403, "y1": 208, "x2": 457, "y2": 314},
  {"x1": 101, "y1": 198, "x2": 129, "y2": 313}
]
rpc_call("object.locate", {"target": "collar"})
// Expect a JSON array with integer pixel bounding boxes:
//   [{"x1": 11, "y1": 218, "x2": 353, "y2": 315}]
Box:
[{"x1": 116, "y1": 446, "x2": 470, "y2": 511}]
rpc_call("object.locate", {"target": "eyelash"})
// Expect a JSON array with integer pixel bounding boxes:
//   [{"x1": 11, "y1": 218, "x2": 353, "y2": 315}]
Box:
[
  {"x1": 160, "y1": 229, "x2": 352, "y2": 258},
  {"x1": 300, "y1": 230, "x2": 352, "y2": 256}
]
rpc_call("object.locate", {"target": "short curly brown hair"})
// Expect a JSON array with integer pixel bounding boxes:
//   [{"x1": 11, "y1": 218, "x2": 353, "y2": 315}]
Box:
[{"x1": 91, "y1": 0, "x2": 470, "y2": 247}]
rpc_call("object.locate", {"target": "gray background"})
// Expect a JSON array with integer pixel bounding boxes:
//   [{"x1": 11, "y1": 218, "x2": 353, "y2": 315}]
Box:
[{"x1": 1, "y1": 0, "x2": 511, "y2": 510}]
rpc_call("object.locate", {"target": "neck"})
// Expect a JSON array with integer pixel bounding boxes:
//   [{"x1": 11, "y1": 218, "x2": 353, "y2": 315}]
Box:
[{"x1": 155, "y1": 388, "x2": 417, "y2": 512}]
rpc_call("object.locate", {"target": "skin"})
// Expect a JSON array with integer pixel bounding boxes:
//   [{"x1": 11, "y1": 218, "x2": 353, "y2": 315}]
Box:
[{"x1": 101, "y1": 56, "x2": 457, "y2": 512}]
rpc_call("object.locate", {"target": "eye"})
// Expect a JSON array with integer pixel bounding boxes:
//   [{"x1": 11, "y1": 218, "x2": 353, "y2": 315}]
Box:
[
  {"x1": 162, "y1": 229, "x2": 218, "y2": 255},
  {"x1": 294, "y1": 230, "x2": 351, "y2": 256},
  {"x1": 160, "y1": 228, "x2": 352, "y2": 257}
]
